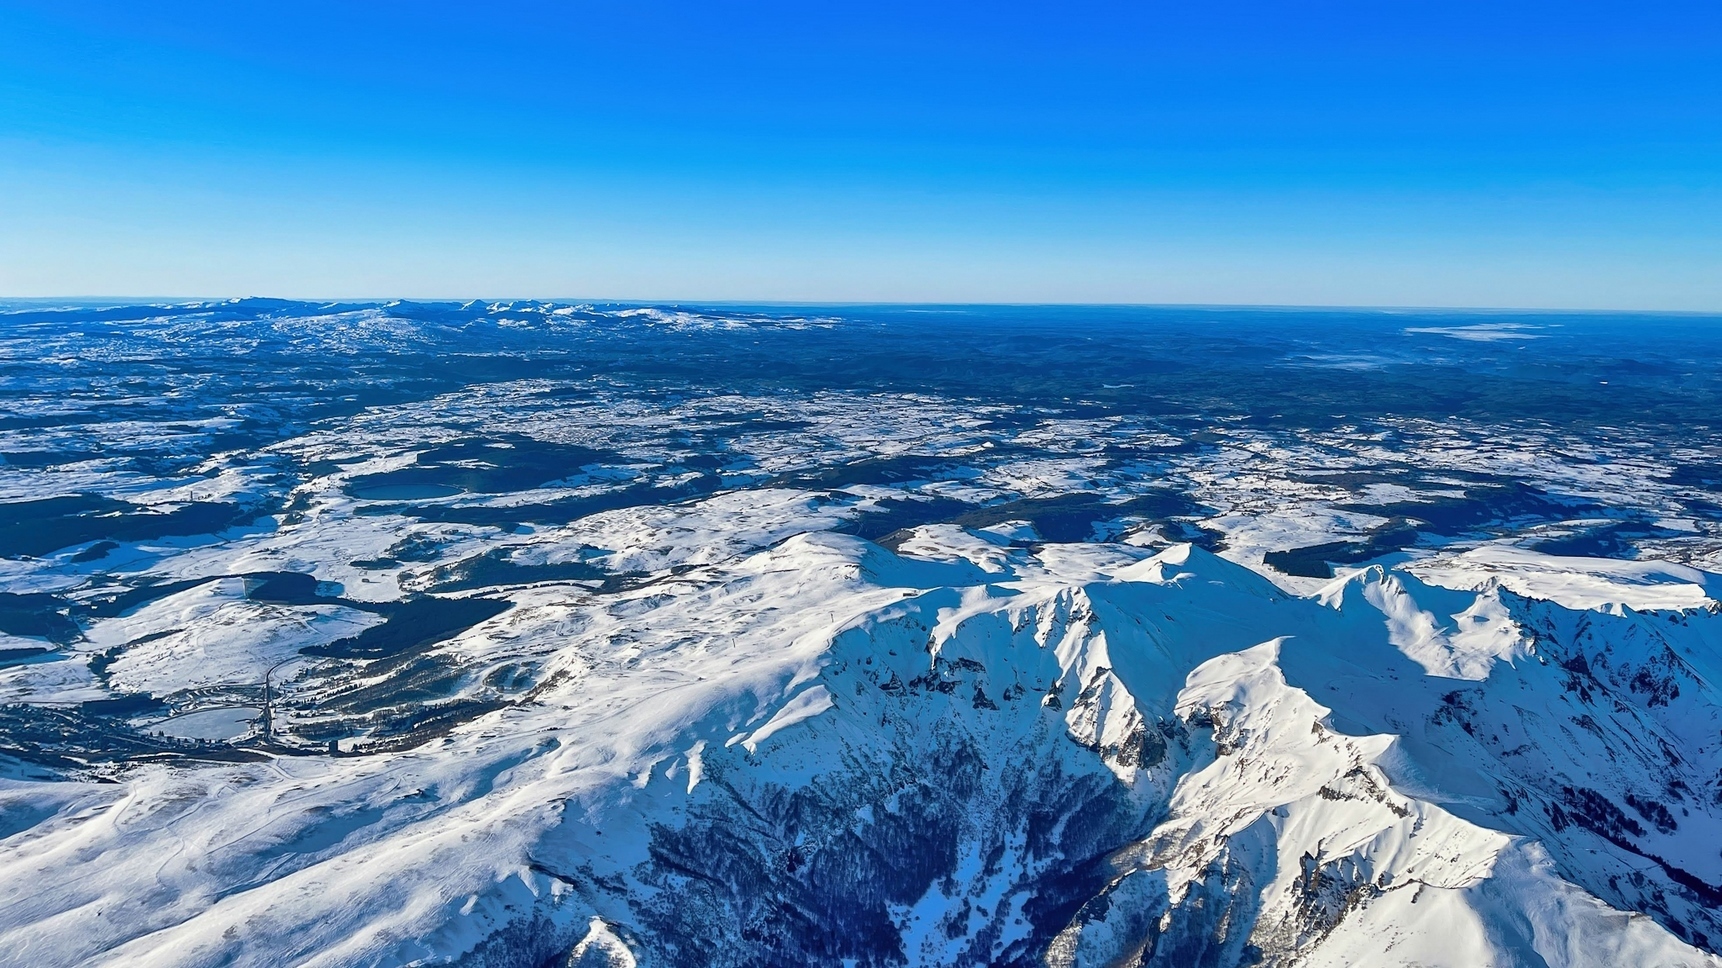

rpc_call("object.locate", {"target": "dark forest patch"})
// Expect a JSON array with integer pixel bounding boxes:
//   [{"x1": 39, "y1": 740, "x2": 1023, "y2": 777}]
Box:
[
  {"x1": 0, "y1": 591, "x2": 81, "y2": 644},
  {"x1": 948, "y1": 492, "x2": 1203, "y2": 544},
  {"x1": 416, "y1": 549, "x2": 606, "y2": 593},
  {"x1": 344, "y1": 436, "x2": 609, "y2": 498},
  {"x1": 0, "y1": 495, "x2": 260, "y2": 559},
  {"x1": 301, "y1": 596, "x2": 512, "y2": 660},
  {"x1": 356, "y1": 476, "x2": 723, "y2": 528}
]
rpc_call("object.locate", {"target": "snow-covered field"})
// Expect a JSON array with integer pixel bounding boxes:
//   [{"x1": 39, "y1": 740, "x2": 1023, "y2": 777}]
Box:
[{"x1": 2, "y1": 300, "x2": 1721, "y2": 966}]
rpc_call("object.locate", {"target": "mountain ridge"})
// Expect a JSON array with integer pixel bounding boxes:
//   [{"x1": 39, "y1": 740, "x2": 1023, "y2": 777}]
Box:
[{"x1": 5, "y1": 530, "x2": 1719, "y2": 966}]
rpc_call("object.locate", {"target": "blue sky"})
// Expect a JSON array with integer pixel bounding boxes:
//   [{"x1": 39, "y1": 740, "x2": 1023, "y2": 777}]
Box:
[{"x1": 1, "y1": 1, "x2": 1719, "y2": 307}]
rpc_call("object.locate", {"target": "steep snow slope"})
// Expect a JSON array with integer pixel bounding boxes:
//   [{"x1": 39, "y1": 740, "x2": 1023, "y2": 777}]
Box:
[{"x1": 2, "y1": 528, "x2": 1719, "y2": 967}]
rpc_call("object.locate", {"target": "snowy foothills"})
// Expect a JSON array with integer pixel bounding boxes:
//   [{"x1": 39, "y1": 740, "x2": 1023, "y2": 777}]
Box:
[{"x1": 3, "y1": 299, "x2": 1722, "y2": 968}]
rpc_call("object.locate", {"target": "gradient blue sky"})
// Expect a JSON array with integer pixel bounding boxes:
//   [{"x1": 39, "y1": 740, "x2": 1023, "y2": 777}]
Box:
[{"x1": 2, "y1": 1, "x2": 1719, "y2": 307}]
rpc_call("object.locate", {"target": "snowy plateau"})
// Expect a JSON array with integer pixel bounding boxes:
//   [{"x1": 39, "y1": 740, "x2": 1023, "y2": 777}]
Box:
[{"x1": 2, "y1": 300, "x2": 1722, "y2": 967}]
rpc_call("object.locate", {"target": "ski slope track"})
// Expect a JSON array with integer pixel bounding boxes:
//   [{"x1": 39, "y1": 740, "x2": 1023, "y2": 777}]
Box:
[{"x1": 3, "y1": 529, "x2": 1721, "y2": 967}]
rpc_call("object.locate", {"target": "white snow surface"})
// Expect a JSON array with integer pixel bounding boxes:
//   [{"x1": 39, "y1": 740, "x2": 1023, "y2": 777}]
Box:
[
  {"x1": 2, "y1": 497, "x2": 1721, "y2": 965},
  {"x1": 1412, "y1": 543, "x2": 1718, "y2": 612}
]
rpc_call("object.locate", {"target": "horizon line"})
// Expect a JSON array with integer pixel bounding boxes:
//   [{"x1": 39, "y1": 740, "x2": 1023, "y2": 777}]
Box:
[{"x1": 3, "y1": 295, "x2": 1722, "y2": 317}]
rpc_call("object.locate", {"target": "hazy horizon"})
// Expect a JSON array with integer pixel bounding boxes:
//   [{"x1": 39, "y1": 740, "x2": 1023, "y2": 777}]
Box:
[{"x1": 9, "y1": 297, "x2": 1722, "y2": 317}]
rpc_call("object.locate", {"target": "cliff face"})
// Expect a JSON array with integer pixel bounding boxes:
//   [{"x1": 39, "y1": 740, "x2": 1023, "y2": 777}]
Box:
[{"x1": 487, "y1": 535, "x2": 1722, "y2": 968}]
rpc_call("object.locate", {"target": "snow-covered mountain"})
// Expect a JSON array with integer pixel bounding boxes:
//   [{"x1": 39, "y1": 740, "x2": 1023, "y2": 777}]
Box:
[
  {"x1": 3, "y1": 302, "x2": 1722, "y2": 966},
  {"x1": 4, "y1": 522, "x2": 1721, "y2": 966}
]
